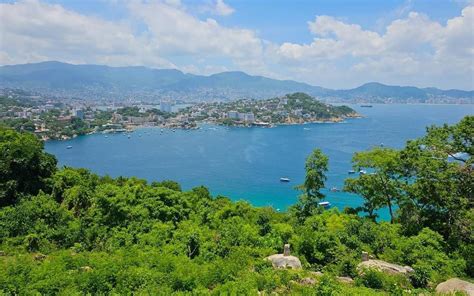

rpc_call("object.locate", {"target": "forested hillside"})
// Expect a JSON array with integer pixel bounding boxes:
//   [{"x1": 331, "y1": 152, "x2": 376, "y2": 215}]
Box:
[{"x1": 0, "y1": 117, "x2": 472, "y2": 295}]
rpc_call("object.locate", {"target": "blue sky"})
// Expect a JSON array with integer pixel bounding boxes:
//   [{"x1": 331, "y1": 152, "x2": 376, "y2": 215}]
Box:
[{"x1": 0, "y1": 0, "x2": 473, "y2": 89}]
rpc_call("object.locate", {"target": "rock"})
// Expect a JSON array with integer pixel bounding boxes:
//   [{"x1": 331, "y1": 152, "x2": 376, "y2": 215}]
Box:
[
  {"x1": 361, "y1": 251, "x2": 369, "y2": 262},
  {"x1": 283, "y1": 244, "x2": 291, "y2": 256},
  {"x1": 357, "y1": 259, "x2": 414, "y2": 275},
  {"x1": 298, "y1": 277, "x2": 316, "y2": 285},
  {"x1": 311, "y1": 271, "x2": 324, "y2": 277},
  {"x1": 266, "y1": 254, "x2": 302, "y2": 270},
  {"x1": 266, "y1": 244, "x2": 302, "y2": 270},
  {"x1": 34, "y1": 254, "x2": 47, "y2": 261},
  {"x1": 435, "y1": 278, "x2": 474, "y2": 295},
  {"x1": 337, "y1": 276, "x2": 354, "y2": 284},
  {"x1": 80, "y1": 266, "x2": 93, "y2": 272}
]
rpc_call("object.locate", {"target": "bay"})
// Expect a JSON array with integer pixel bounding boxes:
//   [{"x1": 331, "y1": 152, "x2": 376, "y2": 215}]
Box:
[{"x1": 45, "y1": 104, "x2": 473, "y2": 219}]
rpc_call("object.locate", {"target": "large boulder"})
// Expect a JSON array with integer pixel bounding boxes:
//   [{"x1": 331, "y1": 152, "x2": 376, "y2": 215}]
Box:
[
  {"x1": 266, "y1": 254, "x2": 302, "y2": 270},
  {"x1": 266, "y1": 244, "x2": 302, "y2": 270},
  {"x1": 357, "y1": 259, "x2": 414, "y2": 275},
  {"x1": 435, "y1": 278, "x2": 474, "y2": 295}
]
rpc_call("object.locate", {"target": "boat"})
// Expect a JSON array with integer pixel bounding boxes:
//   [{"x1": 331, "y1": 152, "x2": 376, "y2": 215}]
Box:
[
  {"x1": 359, "y1": 170, "x2": 367, "y2": 175},
  {"x1": 360, "y1": 105, "x2": 373, "y2": 108},
  {"x1": 318, "y1": 201, "x2": 331, "y2": 208},
  {"x1": 66, "y1": 146, "x2": 72, "y2": 149},
  {"x1": 280, "y1": 177, "x2": 290, "y2": 182},
  {"x1": 330, "y1": 187, "x2": 340, "y2": 192},
  {"x1": 348, "y1": 170, "x2": 356, "y2": 174},
  {"x1": 127, "y1": 135, "x2": 131, "y2": 139}
]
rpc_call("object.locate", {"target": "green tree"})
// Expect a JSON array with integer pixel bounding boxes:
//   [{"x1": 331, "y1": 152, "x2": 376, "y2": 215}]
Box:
[
  {"x1": 399, "y1": 116, "x2": 473, "y2": 247},
  {"x1": 344, "y1": 148, "x2": 403, "y2": 223},
  {"x1": 0, "y1": 128, "x2": 57, "y2": 206},
  {"x1": 292, "y1": 149, "x2": 328, "y2": 221}
]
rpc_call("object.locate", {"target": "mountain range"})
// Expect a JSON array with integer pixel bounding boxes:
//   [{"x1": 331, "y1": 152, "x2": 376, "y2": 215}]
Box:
[{"x1": 0, "y1": 61, "x2": 472, "y2": 103}]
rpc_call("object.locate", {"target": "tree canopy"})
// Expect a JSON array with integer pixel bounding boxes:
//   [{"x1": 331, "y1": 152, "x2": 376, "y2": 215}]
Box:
[{"x1": 0, "y1": 117, "x2": 472, "y2": 295}]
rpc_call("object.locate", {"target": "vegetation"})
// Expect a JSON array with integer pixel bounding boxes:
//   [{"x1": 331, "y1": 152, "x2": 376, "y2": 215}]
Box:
[{"x1": 0, "y1": 117, "x2": 472, "y2": 295}]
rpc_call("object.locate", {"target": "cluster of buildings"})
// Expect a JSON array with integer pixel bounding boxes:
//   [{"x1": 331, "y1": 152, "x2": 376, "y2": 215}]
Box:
[{"x1": 226, "y1": 111, "x2": 255, "y2": 123}]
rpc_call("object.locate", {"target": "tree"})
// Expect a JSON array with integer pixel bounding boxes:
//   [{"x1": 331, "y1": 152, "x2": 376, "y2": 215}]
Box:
[
  {"x1": 0, "y1": 128, "x2": 57, "y2": 206},
  {"x1": 398, "y1": 116, "x2": 473, "y2": 247},
  {"x1": 292, "y1": 149, "x2": 328, "y2": 220},
  {"x1": 344, "y1": 147, "x2": 403, "y2": 223}
]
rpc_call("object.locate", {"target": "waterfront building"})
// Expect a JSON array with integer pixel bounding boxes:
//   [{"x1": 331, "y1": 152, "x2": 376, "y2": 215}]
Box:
[
  {"x1": 160, "y1": 102, "x2": 173, "y2": 113},
  {"x1": 227, "y1": 111, "x2": 239, "y2": 119}
]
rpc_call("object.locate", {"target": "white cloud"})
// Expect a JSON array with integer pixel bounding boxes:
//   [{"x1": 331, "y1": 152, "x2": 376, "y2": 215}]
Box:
[
  {"x1": 273, "y1": 6, "x2": 474, "y2": 89},
  {"x1": 0, "y1": 0, "x2": 175, "y2": 68},
  {"x1": 214, "y1": 0, "x2": 235, "y2": 16},
  {"x1": 0, "y1": 0, "x2": 472, "y2": 89}
]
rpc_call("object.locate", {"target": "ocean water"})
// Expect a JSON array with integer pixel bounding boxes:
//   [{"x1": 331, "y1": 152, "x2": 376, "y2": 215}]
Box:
[{"x1": 45, "y1": 104, "x2": 473, "y2": 219}]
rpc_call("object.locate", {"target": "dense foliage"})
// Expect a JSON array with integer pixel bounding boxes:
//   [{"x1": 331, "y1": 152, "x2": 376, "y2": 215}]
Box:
[{"x1": 0, "y1": 117, "x2": 472, "y2": 295}]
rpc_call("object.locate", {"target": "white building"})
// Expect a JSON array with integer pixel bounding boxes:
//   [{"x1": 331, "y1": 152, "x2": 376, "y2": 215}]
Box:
[
  {"x1": 227, "y1": 111, "x2": 239, "y2": 119},
  {"x1": 160, "y1": 102, "x2": 173, "y2": 113}
]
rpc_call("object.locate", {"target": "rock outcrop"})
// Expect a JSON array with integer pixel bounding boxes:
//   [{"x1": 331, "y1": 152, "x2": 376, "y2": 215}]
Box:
[
  {"x1": 357, "y1": 251, "x2": 413, "y2": 275},
  {"x1": 435, "y1": 278, "x2": 474, "y2": 295},
  {"x1": 357, "y1": 259, "x2": 414, "y2": 275},
  {"x1": 266, "y1": 244, "x2": 302, "y2": 270}
]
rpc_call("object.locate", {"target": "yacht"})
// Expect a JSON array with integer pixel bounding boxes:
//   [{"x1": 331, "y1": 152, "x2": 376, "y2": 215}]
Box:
[
  {"x1": 66, "y1": 146, "x2": 72, "y2": 149},
  {"x1": 348, "y1": 170, "x2": 356, "y2": 174},
  {"x1": 359, "y1": 170, "x2": 367, "y2": 175},
  {"x1": 280, "y1": 177, "x2": 290, "y2": 182},
  {"x1": 318, "y1": 201, "x2": 331, "y2": 208}
]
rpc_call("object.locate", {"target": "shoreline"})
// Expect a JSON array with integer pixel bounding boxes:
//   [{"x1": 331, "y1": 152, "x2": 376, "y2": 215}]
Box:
[{"x1": 43, "y1": 114, "x2": 362, "y2": 142}]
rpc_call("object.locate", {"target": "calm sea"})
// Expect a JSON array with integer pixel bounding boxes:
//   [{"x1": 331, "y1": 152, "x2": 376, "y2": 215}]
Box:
[{"x1": 45, "y1": 104, "x2": 473, "y2": 219}]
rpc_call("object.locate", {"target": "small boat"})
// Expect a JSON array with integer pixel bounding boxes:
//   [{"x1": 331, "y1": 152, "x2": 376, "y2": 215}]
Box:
[
  {"x1": 360, "y1": 105, "x2": 373, "y2": 108},
  {"x1": 280, "y1": 177, "x2": 290, "y2": 182},
  {"x1": 105, "y1": 135, "x2": 108, "y2": 138},
  {"x1": 348, "y1": 170, "x2": 356, "y2": 174},
  {"x1": 66, "y1": 145, "x2": 72, "y2": 149},
  {"x1": 127, "y1": 135, "x2": 131, "y2": 139},
  {"x1": 330, "y1": 187, "x2": 340, "y2": 192},
  {"x1": 359, "y1": 170, "x2": 367, "y2": 175},
  {"x1": 318, "y1": 201, "x2": 331, "y2": 208}
]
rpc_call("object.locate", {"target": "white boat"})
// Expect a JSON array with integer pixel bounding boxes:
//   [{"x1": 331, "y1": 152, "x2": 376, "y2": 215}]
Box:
[
  {"x1": 359, "y1": 170, "x2": 367, "y2": 175},
  {"x1": 280, "y1": 177, "x2": 290, "y2": 182},
  {"x1": 318, "y1": 201, "x2": 331, "y2": 208},
  {"x1": 348, "y1": 170, "x2": 356, "y2": 174},
  {"x1": 66, "y1": 145, "x2": 72, "y2": 149}
]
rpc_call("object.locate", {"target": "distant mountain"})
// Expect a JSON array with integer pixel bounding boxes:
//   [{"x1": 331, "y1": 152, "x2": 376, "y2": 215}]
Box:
[
  {"x1": 333, "y1": 82, "x2": 473, "y2": 102},
  {"x1": 0, "y1": 61, "x2": 472, "y2": 103}
]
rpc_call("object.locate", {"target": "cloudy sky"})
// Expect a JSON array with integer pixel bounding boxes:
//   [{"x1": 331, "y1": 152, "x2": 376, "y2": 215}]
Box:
[{"x1": 0, "y1": 0, "x2": 473, "y2": 89}]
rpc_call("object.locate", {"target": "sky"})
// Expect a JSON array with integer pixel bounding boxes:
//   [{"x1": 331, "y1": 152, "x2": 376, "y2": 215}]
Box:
[{"x1": 0, "y1": 0, "x2": 473, "y2": 90}]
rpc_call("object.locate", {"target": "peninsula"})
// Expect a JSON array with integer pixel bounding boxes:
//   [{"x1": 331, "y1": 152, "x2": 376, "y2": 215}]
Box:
[{"x1": 0, "y1": 90, "x2": 359, "y2": 140}]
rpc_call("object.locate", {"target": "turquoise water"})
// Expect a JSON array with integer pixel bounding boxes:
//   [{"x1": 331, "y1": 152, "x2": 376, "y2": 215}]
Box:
[{"x1": 45, "y1": 104, "x2": 473, "y2": 219}]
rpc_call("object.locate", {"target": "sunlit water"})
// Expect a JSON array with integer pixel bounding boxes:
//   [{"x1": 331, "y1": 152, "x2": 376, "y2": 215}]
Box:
[{"x1": 45, "y1": 104, "x2": 473, "y2": 220}]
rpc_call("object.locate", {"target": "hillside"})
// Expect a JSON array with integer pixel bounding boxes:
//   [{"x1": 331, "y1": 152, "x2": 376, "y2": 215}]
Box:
[
  {"x1": 0, "y1": 117, "x2": 472, "y2": 294},
  {"x1": 0, "y1": 61, "x2": 472, "y2": 103}
]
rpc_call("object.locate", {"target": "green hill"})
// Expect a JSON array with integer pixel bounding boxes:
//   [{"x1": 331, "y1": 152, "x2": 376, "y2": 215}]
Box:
[{"x1": 0, "y1": 116, "x2": 472, "y2": 294}]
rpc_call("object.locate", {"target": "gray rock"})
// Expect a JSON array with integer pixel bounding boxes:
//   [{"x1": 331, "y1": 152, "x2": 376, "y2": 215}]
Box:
[
  {"x1": 357, "y1": 259, "x2": 414, "y2": 275},
  {"x1": 298, "y1": 277, "x2": 316, "y2": 285},
  {"x1": 266, "y1": 254, "x2": 302, "y2": 269},
  {"x1": 435, "y1": 278, "x2": 474, "y2": 295},
  {"x1": 337, "y1": 276, "x2": 354, "y2": 284},
  {"x1": 34, "y1": 254, "x2": 47, "y2": 261}
]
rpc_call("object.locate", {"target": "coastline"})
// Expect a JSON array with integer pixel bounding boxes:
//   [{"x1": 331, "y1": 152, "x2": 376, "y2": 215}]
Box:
[{"x1": 43, "y1": 113, "x2": 362, "y2": 142}]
